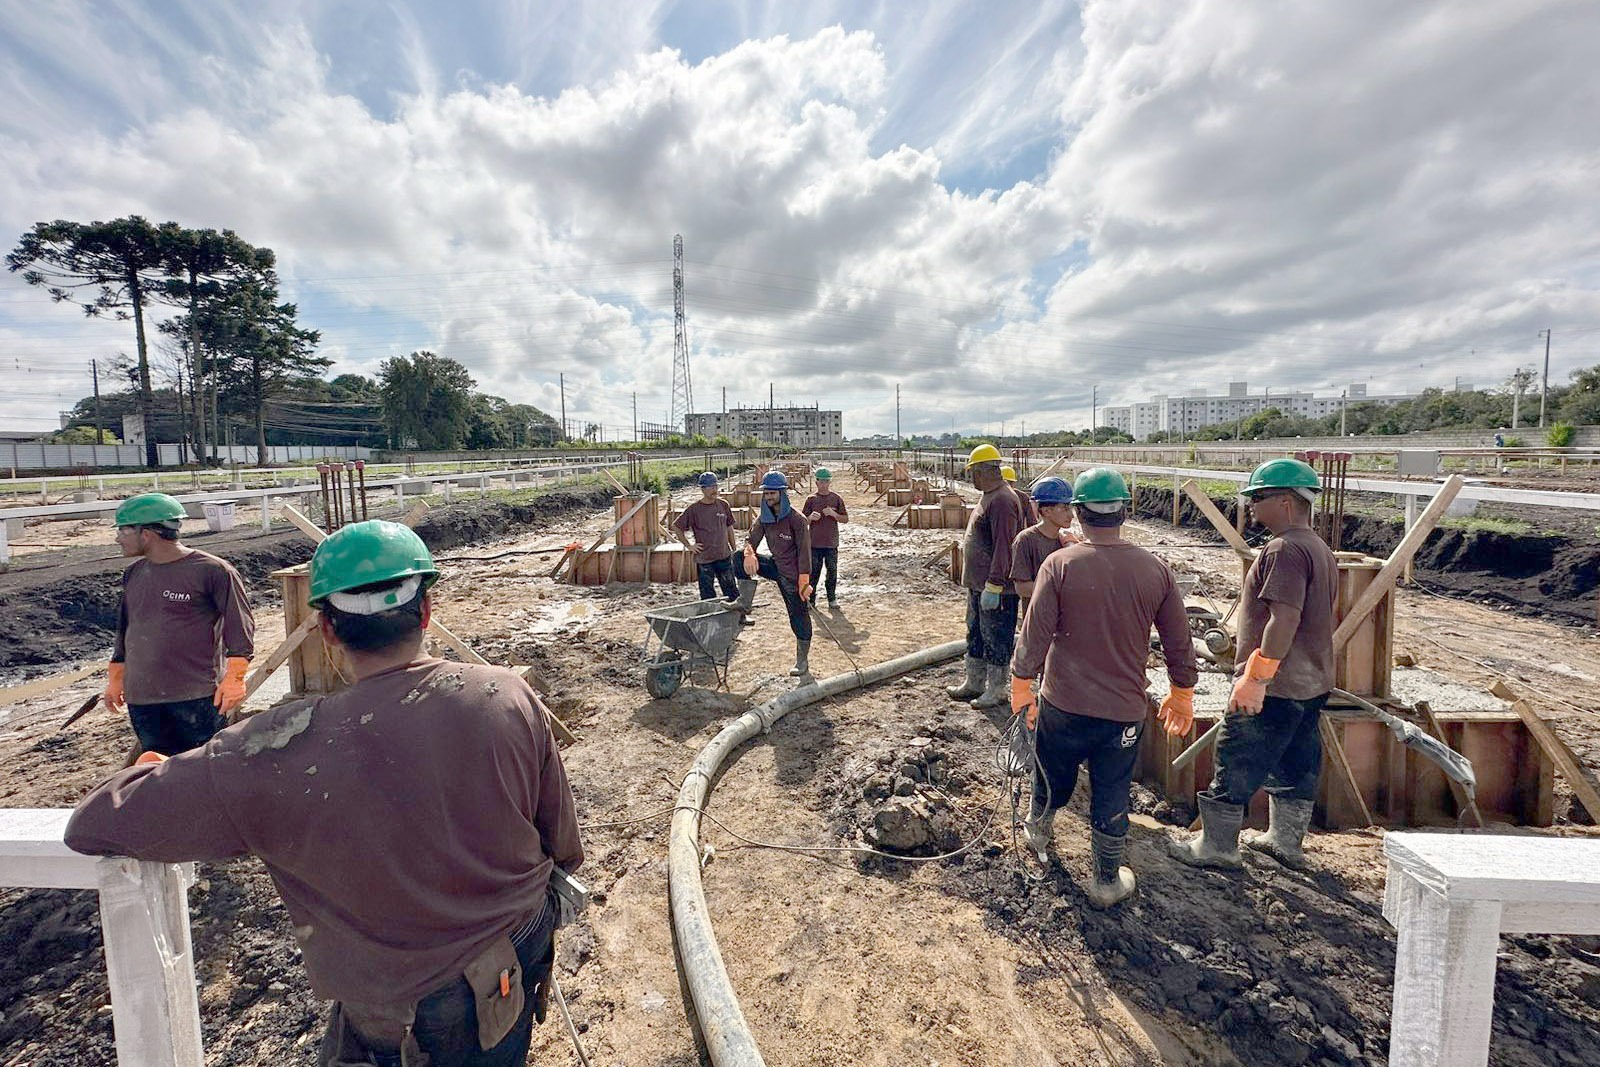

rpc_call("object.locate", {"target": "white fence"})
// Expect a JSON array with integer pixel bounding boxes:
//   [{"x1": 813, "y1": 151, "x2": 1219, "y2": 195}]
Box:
[{"x1": 1, "y1": 442, "x2": 370, "y2": 471}]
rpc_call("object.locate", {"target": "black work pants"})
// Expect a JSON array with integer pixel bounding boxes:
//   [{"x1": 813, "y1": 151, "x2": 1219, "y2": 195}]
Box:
[
  {"x1": 1031, "y1": 697, "x2": 1145, "y2": 836},
  {"x1": 128, "y1": 697, "x2": 225, "y2": 756},
  {"x1": 964, "y1": 588, "x2": 1019, "y2": 666},
  {"x1": 810, "y1": 547, "x2": 838, "y2": 600},
  {"x1": 696, "y1": 556, "x2": 739, "y2": 600},
  {"x1": 344, "y1": 894, "x2": 558, "y2": 1067},
  {"x1": 755, "y1": 554, "x2": 811, "y2": 641},
  {"x1": 1202, "y1": 693, "x2": 1329, "y2": 806}
]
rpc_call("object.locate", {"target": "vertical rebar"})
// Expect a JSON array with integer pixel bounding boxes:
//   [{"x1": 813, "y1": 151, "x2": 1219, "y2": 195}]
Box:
[
  {"x1": 317, "y1": 465, "x2": 332, "y2": 533},
  {"x1": 355, "y1": 460, "x2": 368, "y2": 519}
]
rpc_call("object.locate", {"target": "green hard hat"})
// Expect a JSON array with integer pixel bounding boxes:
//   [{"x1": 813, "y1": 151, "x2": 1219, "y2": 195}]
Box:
[
  {"x1": 114, "y1": 492, "x2": 186, "y2": 527},
  {"x1": 1072, "y1": 467, "x2": 1130, "y2": 503},
  {"x1": 309, "y1": 520, "x2": 439, "y2": 605},
  {"x1": 815, "y1": 468, "x2": 832, "y2": 480},
  {"x1": 1241, "y1": 458, "x2": 1321, "y2": 497}
]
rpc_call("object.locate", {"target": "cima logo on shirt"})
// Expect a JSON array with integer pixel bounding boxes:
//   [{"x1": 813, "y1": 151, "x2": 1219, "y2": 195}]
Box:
[{"x1": 162, "y1": 590, "x2": 193, "y2": 602}]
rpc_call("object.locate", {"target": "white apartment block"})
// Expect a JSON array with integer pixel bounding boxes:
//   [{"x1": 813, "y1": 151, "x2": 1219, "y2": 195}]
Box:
[
  {"x1": 685, "y1": 405, "x2": 844, "y2": 447},
  {"x1": 1103, "y1": 382, "x2": 1416, "y2": 441}
]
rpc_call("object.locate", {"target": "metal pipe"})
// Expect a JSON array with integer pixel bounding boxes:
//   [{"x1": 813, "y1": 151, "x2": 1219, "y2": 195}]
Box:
[
  {"x1": 355, "y1": 460, "x2": 368, "y2": 519},
  {"x1": 669, "y1": 639, "x2": 966, "y2": 1067}
]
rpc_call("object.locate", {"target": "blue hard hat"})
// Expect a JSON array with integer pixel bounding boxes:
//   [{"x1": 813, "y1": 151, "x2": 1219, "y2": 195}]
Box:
[
  {"x1": 697, "y1": 471, "x2": 719, "y2": 487},
  {"x1": 760, "y1": 471, "x2": 789, "y2": 491},
  {"x1": 1030, "y1": 476, "x2": 1074, "y2": 506}
]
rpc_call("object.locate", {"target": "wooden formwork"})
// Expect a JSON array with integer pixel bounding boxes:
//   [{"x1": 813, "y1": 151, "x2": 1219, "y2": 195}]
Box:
[
  {"x1": 731, "y1": 506, "x2": 753, "y2": 531},
  {"x1": 1138, "y1": 706, "x2": 1553, "y2": 830},
  {"x1": 269, "y1": 564, "x2": 353, "y2": 696},
  {"x1": 1331, "y1": 554, "x2": 1393, "y2": 700},
  {"x1": 906, "y1": 501, "x2": 974, "y2": 529},
  {"x1": 568, "y1": 544, "x2": 697, "y2": 586},
  {"x1": 613, "y1": 494, "x2": 660, "y2": 547}
]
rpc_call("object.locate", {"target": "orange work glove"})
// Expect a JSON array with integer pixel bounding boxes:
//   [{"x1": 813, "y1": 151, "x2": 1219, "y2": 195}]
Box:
[
  {"x1": 1010, "y1": 676, "x2": 1039, "y2": 728},
  {"x1": 134, "y1": 750, "x2": 168, "y2": 767},
  {"x1": 742, "y1": 545, "x2": 758, "y2": 577},
  {"x1": 104, "y1": 662, "x2": 126, "y2": 712},
  {"x1": 1228, "y1": 650, "x2": 1282, "y2": 715},
  {"x1": 215, "y1": 656, "x2": 251, "y2": 717},
  {"x1": 1158, "y1": 686, "x2": 1195, "y2": 735},
  {"x1": 797, "y1": 574, "x2": 813, "y2": 602}
]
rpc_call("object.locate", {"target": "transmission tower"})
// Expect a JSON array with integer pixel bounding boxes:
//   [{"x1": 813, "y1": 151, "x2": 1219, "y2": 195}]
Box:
[{"x1": 669, "y1": 234, "x2": 694, "y2": 430}]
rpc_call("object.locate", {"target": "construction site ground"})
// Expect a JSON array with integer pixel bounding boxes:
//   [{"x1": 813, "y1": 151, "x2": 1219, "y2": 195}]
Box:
[{"x1": 4, "y1": 474, "x2": 1600, "y2": 1065}]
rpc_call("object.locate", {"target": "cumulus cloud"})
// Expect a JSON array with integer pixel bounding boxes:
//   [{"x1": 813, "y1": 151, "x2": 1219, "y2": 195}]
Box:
[{"x1": 1, "y1": 1, "x2": 1597, "y2": 436}]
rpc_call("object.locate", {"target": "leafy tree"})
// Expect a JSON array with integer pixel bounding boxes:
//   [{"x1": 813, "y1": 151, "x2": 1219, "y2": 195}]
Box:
[
  {"x1": 49, "y1": 426, "x2": 119, "y2": 444},
  {"x1": 378, "y1": 351, "x2": 476, "y2": 449},
  {"x1": 7, "y1": 216, "x2": 168, "y2": 464},
  {"x1": 154, "y1": 225, "x2": 274, "y2": 463},
  {"x1": 200, "y1": 270, "x2": 327, "y2": 464}
]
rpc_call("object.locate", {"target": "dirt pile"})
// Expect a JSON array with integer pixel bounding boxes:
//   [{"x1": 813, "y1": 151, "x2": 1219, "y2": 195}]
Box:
[{"x1": 1131, "y1": 485, "x2": 1600, "y2": 626}]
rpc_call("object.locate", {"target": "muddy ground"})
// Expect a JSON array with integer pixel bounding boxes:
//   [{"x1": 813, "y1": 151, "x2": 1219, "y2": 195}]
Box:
[{"x1": 4, "y1": 470, "x2": 1600, "y2": 1065}]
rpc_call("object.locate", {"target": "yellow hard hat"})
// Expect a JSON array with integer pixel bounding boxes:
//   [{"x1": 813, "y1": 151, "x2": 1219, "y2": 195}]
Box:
[
  {"x1": 964, "y1": 443, "x2": 1002, "y2": 468},
  {"x1": 1001, "y1": 465, "x2": 1017, "y2": 482}
]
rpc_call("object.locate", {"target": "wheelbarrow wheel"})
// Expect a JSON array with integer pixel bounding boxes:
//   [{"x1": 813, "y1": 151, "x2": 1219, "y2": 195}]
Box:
[{"x1": 646, "y1": 653, "x2": 685, "y2": 699}]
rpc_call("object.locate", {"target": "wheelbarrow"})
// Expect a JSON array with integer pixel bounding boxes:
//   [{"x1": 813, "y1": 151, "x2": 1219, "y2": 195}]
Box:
[{"x1": 642, "y1": 598, "x2": 743, "y2": 698}]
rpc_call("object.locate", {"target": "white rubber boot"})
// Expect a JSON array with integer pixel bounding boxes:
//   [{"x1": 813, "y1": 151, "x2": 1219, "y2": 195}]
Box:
[
  {"x1": 788, "y1": 640, "x2": 811, "y2": 678},
  {"x1": 1023, "y1": 809, "x2": 1054, "y2": 863},
  {"x1": 1167, "y1": 795, "x2": 1245, "y2": 870},
  {"x1": 971, "y1": 663, "x2": 1010, "y2": 710},
  {"x1": 1086, "y1": 829, "x2": 1137, "y2": 908},
  {"x1": 1241, "y1": 796, "x2": 1315, "y2": 870},
  {"x1": 945, "y1": 657, "x2": 985, "y2": 700}
]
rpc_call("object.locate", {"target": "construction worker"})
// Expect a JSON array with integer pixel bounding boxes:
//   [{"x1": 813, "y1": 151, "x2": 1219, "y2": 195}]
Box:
[
  {"x1": 673, "y1": 471, "x2": 741, "y2": 602},
  {"x1": 1008, "y1": 475, "x2": 1079, "y2": 614},
  {"x1": 67, "y1": 520, "x2": 584, "y2": 1067},
  {"x1": 946, "y1": 443, "x2": 1025, "y2": 709},
  {"x1": 741, "y1": 471, "x2": 814, "y2": 677},
  {"x1": 103, "y1": 492, "x2": 254, "y2": 756},
  {"x1": 1171, "y1": 458, "x2": 1337, "y2": 871},
  {"x1": 802, "y1": 467, "x2": 849, "y2": 607},
  {"x1": 1011, "y1": 467, "x2": 1197, "y2": 907},
  {"x1": 1003, "y1": 465, "x2": 1039, "y2": 523}
]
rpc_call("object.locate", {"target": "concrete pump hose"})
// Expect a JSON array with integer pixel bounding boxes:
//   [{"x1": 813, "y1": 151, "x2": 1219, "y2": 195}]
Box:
[{"x1": 668, "y1": 639, "x2": 968, "y2": 1067}]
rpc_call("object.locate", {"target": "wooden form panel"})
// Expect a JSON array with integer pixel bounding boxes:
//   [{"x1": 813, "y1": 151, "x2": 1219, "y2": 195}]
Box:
[
  {"x1": 613, "y1": 494, "x2": 661, "y2": 546},
  {"x1": 1333, "y1": 558, "x2": 1393, "y2": 699},
  {"x1": 271, "y1": 565, "x2": 352, "y2": 697},
  {"x1": 568, "y1": 545, "x2": 698, "y2": 586},
  {"x1": 1138, "y1": 708, "x2": 1552, "y2": 830},
  {"x1": 906, "y1": 504, "x2": 975, "y2": 529}
]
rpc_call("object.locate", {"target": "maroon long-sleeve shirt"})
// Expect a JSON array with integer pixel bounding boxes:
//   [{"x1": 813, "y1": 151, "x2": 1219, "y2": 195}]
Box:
[
  {"x1": 113, "y1": 550, "x2": 255, "y2": 704},
  {"x1": 66, "y1": 657, "x2": 583, "y2": 1008},
  {"x1": 962, "y1": 485, "x2": 1025, "y2": 592},
  {"x1": 748, "y1": 510, "x2": 811, "y2": 580},
  {"x1": 1012, "y1": 541, "x2": 1198, "y2": 722}
]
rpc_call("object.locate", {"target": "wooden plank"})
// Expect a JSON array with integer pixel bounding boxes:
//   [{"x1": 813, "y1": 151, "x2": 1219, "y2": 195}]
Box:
[
  {"x1": 1415, "y1": 699, "x2": 1484, "y2": 827},
  {"x1": 1385, "y1": 871, "x2": 1502, "y2": 1067},
  {"x1": 401, "y1": 500, "x2": 431, "y2": 527},
  {"x1": 1321, "y1": 718, "x2": 1376, "y2": 826},
  {"x1": 238, "y1": 613, "x2": 322, "y2": 711},
  {"x1": 0, "y1": 664, "x2": 100, "y2": 708},
  {"x1": 1180, "y1": 479, "x2": 1255, "y2": 559},
  {"x1": 1490, "y1": 679, "x2": 1600, "y2": 821},
  {"x1": 1332, "y1": 474, "x2": 1463, "y2": 653},
  {"x1": 889, "y1": 503, "x2": 914, "y2": 527},
  {"x1": 97, "y1": 856, "x2": 206, "y2": 1067},
  {"x1": 281, "y1": 502, "x2": 326, "y2": 542}
]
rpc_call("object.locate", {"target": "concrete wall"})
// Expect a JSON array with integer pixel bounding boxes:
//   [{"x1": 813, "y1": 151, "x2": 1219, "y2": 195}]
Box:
[{"x1": 1, "y1": 441, "x2": 369, "y2": 471}]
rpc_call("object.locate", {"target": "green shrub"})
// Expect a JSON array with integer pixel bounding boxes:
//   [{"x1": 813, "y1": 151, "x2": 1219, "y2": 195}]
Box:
[
  {"x1": 1547, "y1": 422, "x2": 1576, "y2": 448},
  {"x1": 1500, "y1": 435, "x2": 1524, "y2": 447}
]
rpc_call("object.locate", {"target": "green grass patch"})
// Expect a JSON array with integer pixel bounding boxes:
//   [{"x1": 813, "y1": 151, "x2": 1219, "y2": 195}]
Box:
[{"x1": 1437, "y1": 515, "x2": 1538, "y2": 536}]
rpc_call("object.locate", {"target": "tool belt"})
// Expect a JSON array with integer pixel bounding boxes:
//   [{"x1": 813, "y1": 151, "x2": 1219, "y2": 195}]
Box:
[{"x1": 318, "y1": 896, "x2": 556, "y2": 1067}]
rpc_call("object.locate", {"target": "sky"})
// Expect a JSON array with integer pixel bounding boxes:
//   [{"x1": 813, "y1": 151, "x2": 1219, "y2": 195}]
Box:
[{"x1": 2, "y1": 0, "x2": 1598, "y2": 439}]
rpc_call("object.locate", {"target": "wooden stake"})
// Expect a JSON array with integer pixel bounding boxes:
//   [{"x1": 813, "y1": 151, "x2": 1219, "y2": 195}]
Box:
[
  {"x1": 1332, "y1": 475, "x2": 1464, "y2": 654},
  {"x1": 1181, "y1": 479, "x2": 1256, "y2": 560},
  {"x1": 1490, "y1": 679, "x2": 1600, "y2": 821}
]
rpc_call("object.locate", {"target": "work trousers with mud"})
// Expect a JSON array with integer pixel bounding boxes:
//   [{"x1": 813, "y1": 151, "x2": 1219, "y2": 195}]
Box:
[
  {"x1": 1031, "y1": 698, "x2": 1145, "y2": 836},
  {"x1": 1202, "y1": 693, "x2": 1329, "y2": 806},
  {"x1": 128, "y1": 697, "x2": 226, "y2": 756},
  {"x1": 964, "y1": 588, "x2": 1018, "y2": 666},
  {"x1": 810, "y1": 547, "x2": 839, "y2": 600},
  {"x1": 755, "y1": 554, "x2": 812, "y2": 642},
  {"x1": 696, "y1": 556, "x2": 740, "y2": 601}
]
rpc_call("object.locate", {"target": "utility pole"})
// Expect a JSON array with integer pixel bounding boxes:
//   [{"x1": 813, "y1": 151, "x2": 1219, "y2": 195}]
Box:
[
  {"x1": 1538, "y1": 329, "x2": 1552, "y2": 428},
  {"x1": 1091, "y1": 386, "x2": 1097, "y2": 434},
  {"x1": 670, "y1": 234, "x2": 693, "y2": 431},
  {"x1": 769, "y1": 382, "x2": 774, "y2": 445},
  {"x1": 895, "y1": 383, "x2": 901, "y2": 444},
  {"x1": 632, "y1": 392, "x2": 637, "y2": 441},
  {"x1": 1339, "y1": 389, "x2": 1348, "y2": 436},
  {"x1": 91, "y1": 359, "x2": 102, "y2": 446},
  {"x1": 559, "y1": 373, "x2": 567, "y2": 441}
]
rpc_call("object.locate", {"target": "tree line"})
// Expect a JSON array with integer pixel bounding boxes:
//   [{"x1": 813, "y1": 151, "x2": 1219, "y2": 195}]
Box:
[{"x1": 9, "y1": 216, "x2": 567, "y2": 463}]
